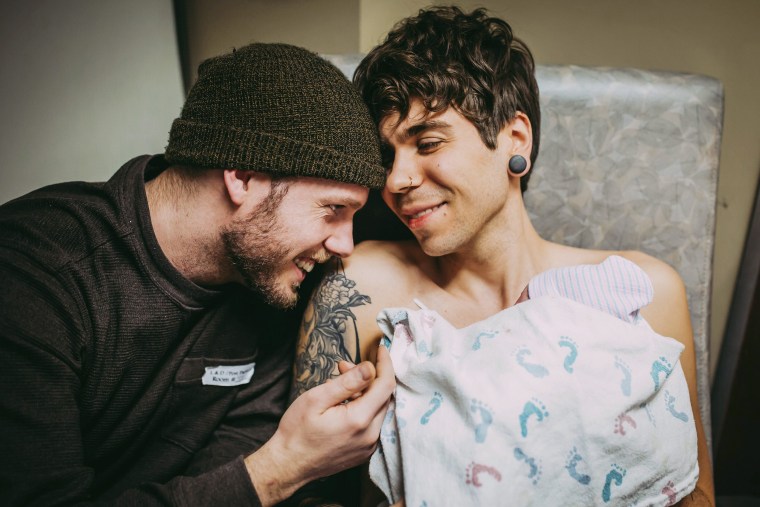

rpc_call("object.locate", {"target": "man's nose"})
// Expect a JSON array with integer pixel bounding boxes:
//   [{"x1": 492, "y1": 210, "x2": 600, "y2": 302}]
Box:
[
  {"x1": 324, "y1": 220, "x2": 355, "y2": 258},
  {"x1": 385, "y1": 150, "x2": 419, "y2": 194}
]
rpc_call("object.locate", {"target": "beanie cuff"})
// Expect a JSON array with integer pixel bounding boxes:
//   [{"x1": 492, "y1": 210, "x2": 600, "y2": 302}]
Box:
[{"x1": 165, "y1": 119, "x2": 385, "y2": 189}]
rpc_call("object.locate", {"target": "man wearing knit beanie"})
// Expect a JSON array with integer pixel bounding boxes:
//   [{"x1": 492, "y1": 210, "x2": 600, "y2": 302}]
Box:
[{"x1": 0, "y1": 43, "x2": 393, "y2": 506}]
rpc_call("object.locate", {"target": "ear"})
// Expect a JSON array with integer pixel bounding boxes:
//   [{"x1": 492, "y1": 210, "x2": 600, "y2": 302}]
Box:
[
  {"x1": 503, "y1": 111, "x2": 533, "y2": 161},
  {"x1": 222, "y1": 169, "x2": 272, "y2": 207}
]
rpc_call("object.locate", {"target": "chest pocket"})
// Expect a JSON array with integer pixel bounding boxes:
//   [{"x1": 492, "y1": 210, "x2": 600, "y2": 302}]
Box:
[{"x1": 161, "y1": 354, "x2": 258, "y2": 453}]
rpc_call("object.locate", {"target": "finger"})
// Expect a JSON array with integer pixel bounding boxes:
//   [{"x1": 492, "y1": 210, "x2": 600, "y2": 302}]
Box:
[
  {"x1": 311, "y1": 360, "x2": 376, "y2": 409},
  {"x1": 337, "y1": 360, "x2": 354, "y2": 375},
  {"x1": 374, "y1": 344, "x2": 394, "y2": 382},
  {"x1": 347, "y1": 345, "x2": 395, "y2": 413},
  {"x1": 338, "y1": 361, "x2": 363, "y2": 400},
  {"x1": 367, "y1": 344, "x2": 395, "y2": 391}
]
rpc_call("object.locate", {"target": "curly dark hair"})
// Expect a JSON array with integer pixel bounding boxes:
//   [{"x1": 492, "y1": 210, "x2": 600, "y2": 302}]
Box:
[{"x1": 354, "y1": 6, "x2": 541, "y2": 192}]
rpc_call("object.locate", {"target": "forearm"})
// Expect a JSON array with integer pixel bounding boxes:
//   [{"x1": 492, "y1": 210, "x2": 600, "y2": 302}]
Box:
[
  {"x1": 1, "y1": 458, "x2": 261, "y2": 507},
  {"x1": 277, "y1": 468, "x2": 363, "y2": 507},
  {"x1": 122, "y1": 458, "x2": 262, "y2": 506},
  {"x1": 245, "y1": 440, "x2": 306, "y2": 507}
]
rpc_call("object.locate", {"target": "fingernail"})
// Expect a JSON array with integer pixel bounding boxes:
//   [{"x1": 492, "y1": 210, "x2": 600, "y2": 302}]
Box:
[
  {"x1": 379, "y1": 337, "x2": 391, "y2": 349},
  {"x1": 357, "y1": 362, "x2": 372, "y2": 381}
]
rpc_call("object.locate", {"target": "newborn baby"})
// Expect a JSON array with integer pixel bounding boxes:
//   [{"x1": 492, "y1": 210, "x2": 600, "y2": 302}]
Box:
[{"x1": 370, "y1": 256, "x2": 698, "y2": 507}]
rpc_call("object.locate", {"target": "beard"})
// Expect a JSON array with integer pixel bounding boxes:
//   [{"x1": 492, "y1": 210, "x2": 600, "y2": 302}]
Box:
[{"x1": 221, "y1": 181, "x2": 299, "y2": 309}]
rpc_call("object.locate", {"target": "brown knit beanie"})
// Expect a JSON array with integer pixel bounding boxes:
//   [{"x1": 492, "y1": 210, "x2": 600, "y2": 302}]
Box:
[{"x1": 165, "y1": 43, "x2": 384, "y2": 189}]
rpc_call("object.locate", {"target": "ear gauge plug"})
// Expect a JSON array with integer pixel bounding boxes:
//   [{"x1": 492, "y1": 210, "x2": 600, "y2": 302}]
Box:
[{"x1": 508, "y1": 154, "x2": 528, "y2": 175}]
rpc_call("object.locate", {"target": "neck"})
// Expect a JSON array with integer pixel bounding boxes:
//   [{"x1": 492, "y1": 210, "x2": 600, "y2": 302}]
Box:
[
  {"x1": 433, "y1": 191, "x2": 552, "y2": 310},
  {"x1": 145, "y1": 167, "x2": 232, "y2": 286}
]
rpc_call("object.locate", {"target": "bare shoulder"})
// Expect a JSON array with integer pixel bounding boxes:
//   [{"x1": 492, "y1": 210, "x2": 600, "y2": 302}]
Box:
[
  {"x1": 347, "y1": 239, "x2": 426, "y2": 270},
  {"x1": 548, "y1": 245, "x2": 688, "y2": 309},
  {"x1": 618, "y1": 250, "x2": 692, "y2": 343},
  {"x1": 291, "y1": 240, "x2": 420, "y2": 400},
  {"x1": 544, "y1": 245, "x2": 691, "y2": 342},
  {"x1": 339, "y1": 240, "x2": 422, "y2": 309},
  {"x1": 344, "y1": 239, "x2": 419, "y2": 273},
  {"x1": 618, "y1": 250, "x2": 687, "y2": 304}
]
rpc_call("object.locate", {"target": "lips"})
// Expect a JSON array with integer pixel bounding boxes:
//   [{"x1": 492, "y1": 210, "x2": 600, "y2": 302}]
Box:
[
  {"x1": 408, "y1": 204, "x2": 444, "y2": 219},
  {"x1": 402, "y1": 202, "x2": 445, "y2": 229},
  {"x1": 293, "y1": 251, "x2": 332, "y2": 281}
]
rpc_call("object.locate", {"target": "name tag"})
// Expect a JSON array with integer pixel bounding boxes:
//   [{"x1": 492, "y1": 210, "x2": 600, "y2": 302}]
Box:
[{"x1": 202, "y1": 362, "x2": 255, "y2": 386}]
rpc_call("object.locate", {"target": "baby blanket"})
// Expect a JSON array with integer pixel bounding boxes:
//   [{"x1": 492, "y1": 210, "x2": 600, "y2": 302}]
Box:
[{"x1": 369, "y1": 295, "x2": 698, "y2": 506}]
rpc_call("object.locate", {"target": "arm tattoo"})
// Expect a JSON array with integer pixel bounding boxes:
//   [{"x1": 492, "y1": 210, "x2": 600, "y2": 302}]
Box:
[{"x1": 292, "y1": 269, "x2": 371, "y2": 400}]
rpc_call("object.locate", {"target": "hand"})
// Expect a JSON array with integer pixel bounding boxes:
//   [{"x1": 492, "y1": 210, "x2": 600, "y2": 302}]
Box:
[{"x1": 246, "y1": 345, "x2": 395, "y2": 506}]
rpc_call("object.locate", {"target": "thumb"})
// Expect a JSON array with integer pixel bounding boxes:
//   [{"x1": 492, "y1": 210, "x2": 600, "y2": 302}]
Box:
[
  {"x1": 313, "y1": 361, "x2": 375, "y2": 409},
  {"x1": 337, "y1": 360, "x2": 354, "y2": 375}
]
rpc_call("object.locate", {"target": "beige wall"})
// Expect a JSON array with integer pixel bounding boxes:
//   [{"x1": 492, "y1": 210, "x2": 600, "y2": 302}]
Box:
[
  {"x1": 185, "y1": 0, "x2": 760, "y2": 381},
  {"x1": 183, "y1": 0, "x2": 360, "y2": 82}
]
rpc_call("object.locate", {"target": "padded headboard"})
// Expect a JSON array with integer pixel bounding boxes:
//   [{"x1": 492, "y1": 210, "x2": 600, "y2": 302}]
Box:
[{"x1": 325, "y1": 55, "x2": 724, "y2": 451}]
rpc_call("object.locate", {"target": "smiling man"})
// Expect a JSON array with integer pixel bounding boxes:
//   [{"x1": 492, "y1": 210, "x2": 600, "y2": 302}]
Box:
[
  {"x1": 0, "y1": 43, "x2": 394, "y2": 506},
  {"x1": 293, "y1": 6, "x2": 714, "y2": 507}
]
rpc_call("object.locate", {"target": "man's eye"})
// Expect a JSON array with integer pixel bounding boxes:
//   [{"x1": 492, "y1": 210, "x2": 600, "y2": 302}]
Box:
[
  {"x1": 328, "y1": 204, "x2": 344, "y2": 213},
  {"x1": 418, "y1": 140, "x2": 442, "y2": 152}
]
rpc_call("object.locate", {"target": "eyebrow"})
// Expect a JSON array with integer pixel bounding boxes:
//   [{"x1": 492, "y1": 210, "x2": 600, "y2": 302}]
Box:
[
  {"x1": 398, "y1": 119, "x2": 453, "y2": 142},
  {"x1": 327, "y1": 195, "x2": 365, "y2": 210},
  {"x1": 343, "y1": 197, "x2": 365, "y2": 210}
]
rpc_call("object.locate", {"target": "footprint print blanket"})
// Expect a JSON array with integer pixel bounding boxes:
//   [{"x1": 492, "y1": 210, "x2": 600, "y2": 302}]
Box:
[{"x1": 369, "y1": 294, "x2": 699, "y2": 506}]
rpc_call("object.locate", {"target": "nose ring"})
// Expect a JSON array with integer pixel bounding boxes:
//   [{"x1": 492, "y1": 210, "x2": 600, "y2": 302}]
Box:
[{"x1": 408, "y1": 176, "x2": 414, "y2": 187}]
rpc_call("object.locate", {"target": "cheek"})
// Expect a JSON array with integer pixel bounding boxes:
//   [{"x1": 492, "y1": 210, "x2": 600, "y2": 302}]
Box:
[
  {"x1": 380, "y1": 188, "x2": 392, "y2": 207},
  {"x1": 296, "y1": 221, "x2": 333, "y2": 249},
  {"x1": 380, "y1": 189, "x2": 404, "y2": 218}
]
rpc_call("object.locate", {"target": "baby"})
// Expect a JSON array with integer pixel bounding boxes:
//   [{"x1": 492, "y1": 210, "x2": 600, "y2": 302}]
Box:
[{"x1": 370, "y1": 256, "x2": 698, "y2": 507}]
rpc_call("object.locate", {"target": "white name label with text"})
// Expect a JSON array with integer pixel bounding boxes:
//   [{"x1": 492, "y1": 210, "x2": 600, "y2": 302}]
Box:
[{"x1": 202, "y1": 362, "x2": 256, "y2": 386}]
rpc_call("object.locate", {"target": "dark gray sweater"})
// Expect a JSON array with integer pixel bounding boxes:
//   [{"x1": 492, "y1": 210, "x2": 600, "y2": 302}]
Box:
[{"x1": 0, "y1": 155, "x2": 296, "y2": 505}]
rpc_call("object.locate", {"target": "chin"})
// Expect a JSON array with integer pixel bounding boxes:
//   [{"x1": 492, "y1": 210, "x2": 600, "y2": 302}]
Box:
[
  {"x1": 245, "y1": 272, "x2": 300, "y2": 309},
  {"x1": 418, "y1": 237, "x2": 457, "y2": 257},
  {"x1": 262, "y1": 287, "x2": 299, "y2": 310},
  {"x1": 270, "y1": 279, "x2": 301, "y2": 309},
  {"x1": 417, "y1": 225, "x2": 475, "y2": 257}
]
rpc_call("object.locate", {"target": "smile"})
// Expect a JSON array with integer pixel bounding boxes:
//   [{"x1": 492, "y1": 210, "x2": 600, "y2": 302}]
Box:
[
  {"x1": 294, "y1": 257, "x2": 316, "y2": 273},
  {"x1": 406, "y1": 203, "x2": 444, "y2": 220}
]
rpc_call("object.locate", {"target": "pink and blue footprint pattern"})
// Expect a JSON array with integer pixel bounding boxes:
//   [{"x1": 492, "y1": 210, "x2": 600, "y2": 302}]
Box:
[{"x1": 369, "y1": 257, "x2": 699, "y2": 506}]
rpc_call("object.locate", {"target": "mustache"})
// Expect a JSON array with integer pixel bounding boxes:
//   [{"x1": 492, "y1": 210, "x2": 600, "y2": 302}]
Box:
[{"x1": 310, "y1": 250, "x2": 332, "y2": 264}]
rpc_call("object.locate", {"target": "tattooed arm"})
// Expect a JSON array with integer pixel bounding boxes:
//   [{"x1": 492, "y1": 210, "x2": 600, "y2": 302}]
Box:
[
  {"x1": 293, "y1": 239, "x2": 421, "y2": 402},
  {"x1": 292, "y1": 260, "x2": 376, "y2": 401},
  {"x1": 286, "y1": 241, "x2": 420, "y2": 507}
]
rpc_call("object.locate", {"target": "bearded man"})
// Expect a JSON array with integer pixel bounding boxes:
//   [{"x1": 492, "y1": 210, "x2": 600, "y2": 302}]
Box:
[{"x1": 0, "y1": 43, "x2": 394, "y2": 506}]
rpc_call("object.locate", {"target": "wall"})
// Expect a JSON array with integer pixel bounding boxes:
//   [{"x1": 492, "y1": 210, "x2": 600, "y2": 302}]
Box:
[
  {"x1": 0, "y1": 0, "x2": 184, "y2": 204},
  {"x1": 182, "y1": 0, "x2": 360, "y2": 83}
]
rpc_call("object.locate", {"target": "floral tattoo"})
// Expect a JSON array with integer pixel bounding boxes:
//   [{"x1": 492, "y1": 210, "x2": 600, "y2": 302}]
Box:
[{"x1": 292, "y1": 270, "x2": 371, "y2": 399}]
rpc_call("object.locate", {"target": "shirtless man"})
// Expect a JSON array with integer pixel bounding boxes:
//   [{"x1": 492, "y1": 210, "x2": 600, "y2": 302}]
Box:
[{"x1": 292, "y1": 6, "x2": 713, "y2": 506}]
